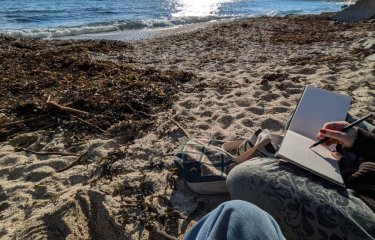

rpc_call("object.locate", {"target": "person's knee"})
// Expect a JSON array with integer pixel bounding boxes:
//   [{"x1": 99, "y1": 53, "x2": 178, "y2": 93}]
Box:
[
  {"x1": 226, "y1": 161, "x2": 262, "y2": 198},
  {"x1": 226, "y1": 158, "x2": 283, "y2": 201},
  {"x1": 216, "y1": 200, "x2": 285, "y2": 239},
  {"x1": 220, "y1": 199, "x2": 254, "y2": 211},
  {"x1": 227, "y1": 161, "x2": 252, "y2": 191},
  {"x1": 216, "y1": 200, "x2": 273, "y2": 224}
]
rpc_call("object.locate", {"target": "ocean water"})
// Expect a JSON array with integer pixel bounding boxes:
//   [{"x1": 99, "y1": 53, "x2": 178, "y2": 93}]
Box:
[{"x1": 0, "y1": 0, "x2": 346, "y2": 39}]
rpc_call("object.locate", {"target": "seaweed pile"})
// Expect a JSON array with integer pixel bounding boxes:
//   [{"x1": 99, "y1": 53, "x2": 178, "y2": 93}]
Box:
[{"x1": 0, "y1": 36, "x2": 194, "y2": 143}]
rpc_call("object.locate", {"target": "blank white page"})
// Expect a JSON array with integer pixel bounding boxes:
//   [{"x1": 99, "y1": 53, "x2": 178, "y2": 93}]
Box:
[
  {"x1": 289, "y1": 86, "x2": 352, "y2": 140},
  {"x1": 277, "y1": 130, "x2": 344, "y2": 186}
]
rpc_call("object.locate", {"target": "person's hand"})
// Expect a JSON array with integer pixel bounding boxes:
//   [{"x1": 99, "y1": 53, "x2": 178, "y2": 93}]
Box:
[{"x1": 317, "y1": 121, "x2": 358, "y2": 148}]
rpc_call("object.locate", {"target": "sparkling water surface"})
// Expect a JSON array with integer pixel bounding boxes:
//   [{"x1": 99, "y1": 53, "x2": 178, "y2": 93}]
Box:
[{"x1": 0, "y1": 0, "x2": 346, "y2": 38}]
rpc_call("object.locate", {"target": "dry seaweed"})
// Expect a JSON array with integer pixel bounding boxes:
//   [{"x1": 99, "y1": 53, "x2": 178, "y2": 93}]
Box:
[
  {"x1": 267, "y1": 14, "x2": 374, "y2": 45},
  {"x1": 0, "y1": 36, "x2": 195, "y2": 143},
  {"x1": 262, "y1": 73, "x2": 289, "y2": 82},
  {"x1": 110, "y1": 169, "x2": 182, "y2": 239}
]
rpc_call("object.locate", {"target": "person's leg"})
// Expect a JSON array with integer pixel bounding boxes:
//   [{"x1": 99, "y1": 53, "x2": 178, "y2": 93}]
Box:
[
  {"x1": 227, "y1": 157, "x2": 375, "y2": 240},
  {"x1": 184, "y1": 200, "x2": 285, "y2": 240}
]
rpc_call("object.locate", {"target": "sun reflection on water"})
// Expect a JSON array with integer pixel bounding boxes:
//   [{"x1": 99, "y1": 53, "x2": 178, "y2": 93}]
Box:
[{"x1": 171, "y1": 0, "x2": 236, "y2": 17}]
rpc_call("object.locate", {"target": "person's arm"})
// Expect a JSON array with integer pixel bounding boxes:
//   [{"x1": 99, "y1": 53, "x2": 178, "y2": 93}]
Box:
[{"x1": 349, "y1": 128, "x2": 375, "y2": 161}]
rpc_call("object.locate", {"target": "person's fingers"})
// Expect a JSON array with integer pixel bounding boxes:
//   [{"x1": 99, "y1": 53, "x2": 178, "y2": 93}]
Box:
[
  {"x1": 321, "y1": 139, "x2": 337, "y2": 147},
  {"x1": 318, "y1": 129, "x2": 339, "y2": 147},
  {"x1": 317, "y1": 132, "x2": 324, "y2": 140},
  {"x1": 320, "y1": 129, "x2": 347, "y2": 143},
  {"x1": 322, "y1": 121, "x2": 349, "y2": 131}
]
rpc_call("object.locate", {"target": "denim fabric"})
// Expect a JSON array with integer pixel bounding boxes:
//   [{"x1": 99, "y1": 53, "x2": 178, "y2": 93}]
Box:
[{"x1": 184, "y1": 200, "x2": 285, "y2": 240}]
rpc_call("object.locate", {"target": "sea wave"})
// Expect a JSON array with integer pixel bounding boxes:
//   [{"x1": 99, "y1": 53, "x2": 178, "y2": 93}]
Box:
[
  {"x1": 260, "y1": 9, "x2": 306, "y2": 17},
  {"x1": 1, "y1": 16, "x2": 232, "y2": 39}
]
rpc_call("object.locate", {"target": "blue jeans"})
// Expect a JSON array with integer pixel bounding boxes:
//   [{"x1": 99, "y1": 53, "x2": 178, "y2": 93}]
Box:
[{"x1": 184, "y1": 200, "x2": 285, "y2": 240}]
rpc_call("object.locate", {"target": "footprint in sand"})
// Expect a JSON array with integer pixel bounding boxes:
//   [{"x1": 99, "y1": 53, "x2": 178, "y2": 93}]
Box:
[
  {"x1": 0, "y1": 201, "x2": 10, "y2": 212},
  {"x1": 31, "y1": 184, "x2": 50, "y2": 199},
  {"x1": 261, "y1": 118, "x2": 284, "y2": 131},
  {"x1": 200, "y1": 110, "x2": 213, "y2": 118},
  {"x1": 246, "y1": 106, "x2": 264, "y2": 115},
  {"x1": 278, "y1": 101, "x2": 291, "y2": 107},
  {"x1": 217, "y1": 115, "x2": 234, "y2": 129},
  {"x1": 269, "y1": 106, "x2": 290, "y2": 114},
  {"x1": 252, "y1": 90, "x2": 263, "y2": 99},
  {"x1": 241, "y1": 119, "x2": 254, "y2": 128},
  {"x1": 25, "y1": 168, "x2": 54, "y2": 182},
  {"x1": 25, "y1": 160, "x2": 65, "y2": 172},
  {"x1": 260, "y1": 83, "x2": 272, "y2": 91},
  {"x1": 275, "y1": 80, "x2": 301, "y2": 89},
  {"x1": 1, "y1": 156, "x2": 19, "y2": 165},
  {"x1": 296, "y1": 67, "x2": 317, "y2": 75},
  {"x1": 194, "y1": 94, "x2": 207, "y2": 99},
  {"x1": 69, "y1": 174, "x2": 87, "y2": 185},
  {"x1": 234, "y1": 90, "x2": 244, "y2": 97},
  {"x1": 216, "y1": 102, "x2": 226, "y2": 107},
  {"x1": 326, "y1": 75, "x2": 337, "y2": 81},
  {"x1": 260, "y1": 93, "x2": 281, "y2": 101},
  {"x1": 216, "y1": 95, "x2": 224, "y2": 100},
  {"x1": 235, "y1": 113, "x2": 246, "y2": 119},
  {"x1": 0, "y1": 186, "x2": 8, "y2": 202},
  {"x1": 213, "y1": 131, "x2": 225, "y2": 140},
  {"x1": 186, "y1": 116, "x2": 197, "y2": 122},
  {"x1": 286, "y1": 88, "x2": 303, "y2": 95},
  {"x1": 197, "y1": 124, "x2": 210, "y2": 130},
  {"x1": 9, "y1": 133, "x2": 39, "y2": 148},
  {"x1": 7, "y1": 165, "x2": 25, "y2": 180},
  {"x1": 235, "y1": 98, "x2": 252, "y2": 107},
  {"x1": 219, "y1": 72, "x2": 227, "y2": 77},
  {"x1": 179, "y1": 100, "x2": 197, "y2": 109}
]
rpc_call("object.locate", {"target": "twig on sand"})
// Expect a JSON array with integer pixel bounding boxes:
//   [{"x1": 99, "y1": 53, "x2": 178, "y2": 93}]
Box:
[
  {"x1": 0, "y1": 115, "x2": 49, "y2": 129},
  {"x1": 55, "y1": 146, "x2": 90, "y2": 173},
  {"x1": 169, "y1": 117, "x2": 190, "y2": 139},
  {"x1": 155, "y1": 229, "x2": 177, "y2": 240},
  {"x1": 35, "y1": 121, "x2": 57, "y2": 131},
  {"x1": 46, "y1": 95, "x2": 89, "y2": 116},
  {"x1": 71, "y1": 115, "x2": 106, "y2": 133},
  {"x1": 16, "y1": 147, "x2": 80, "y2": 157},
  {"x1": 125, "y1": 103, "x2": 159, "y2": 118}
]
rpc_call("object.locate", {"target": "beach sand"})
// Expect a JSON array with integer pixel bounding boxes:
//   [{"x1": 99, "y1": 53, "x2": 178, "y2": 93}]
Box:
[{"x1": 0, "y1": 14, "x2": 374, "y2": 239}]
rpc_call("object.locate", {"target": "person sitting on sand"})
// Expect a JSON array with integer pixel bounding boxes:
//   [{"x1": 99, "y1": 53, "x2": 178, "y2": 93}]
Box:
[{"x1": 226, "y1": 120, "x2": 375, "y2": 239}]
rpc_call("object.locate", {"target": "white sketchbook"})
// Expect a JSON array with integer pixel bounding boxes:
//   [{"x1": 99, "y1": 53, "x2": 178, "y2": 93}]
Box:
[{"x1": 276, "y1": 86, "x2": 352, "y2": 186}]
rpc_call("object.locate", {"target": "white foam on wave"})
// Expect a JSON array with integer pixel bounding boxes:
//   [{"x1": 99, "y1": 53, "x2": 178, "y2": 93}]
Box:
[{"x1": 1, "y1": 16, "x2": 232, "y2": 39}]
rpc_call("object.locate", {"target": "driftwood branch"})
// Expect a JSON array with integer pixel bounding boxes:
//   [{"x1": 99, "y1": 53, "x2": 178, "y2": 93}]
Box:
[
  {"x1": 36, "y1": 121, "x2": 57, "y2": 131},
  {"x1": 125, "y1": 103, "x2": 159, "y2": 118},
  {"x1": 55, "y1": 147, "x2": 90, "y2": 173},
  {"x1": 0, "y1": 115, "x2": 49, "y2": 129},
  {"x1": 16, "y1": 147, "x2": 80, "y2": 157},
  {"x1": 46, "y1": 96, "x2": 89, "y2": 116},
  {"x1": 169, "y1": 117, "x2": 190, "y2": 139},
  {"x1": 155, "y1": 229, "x2": 177, "y2": 240}
]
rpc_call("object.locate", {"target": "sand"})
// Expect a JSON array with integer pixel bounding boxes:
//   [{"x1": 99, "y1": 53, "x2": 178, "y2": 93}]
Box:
[{"x1": 0, "y1": 14, "x2": 374, "y2": 239}]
